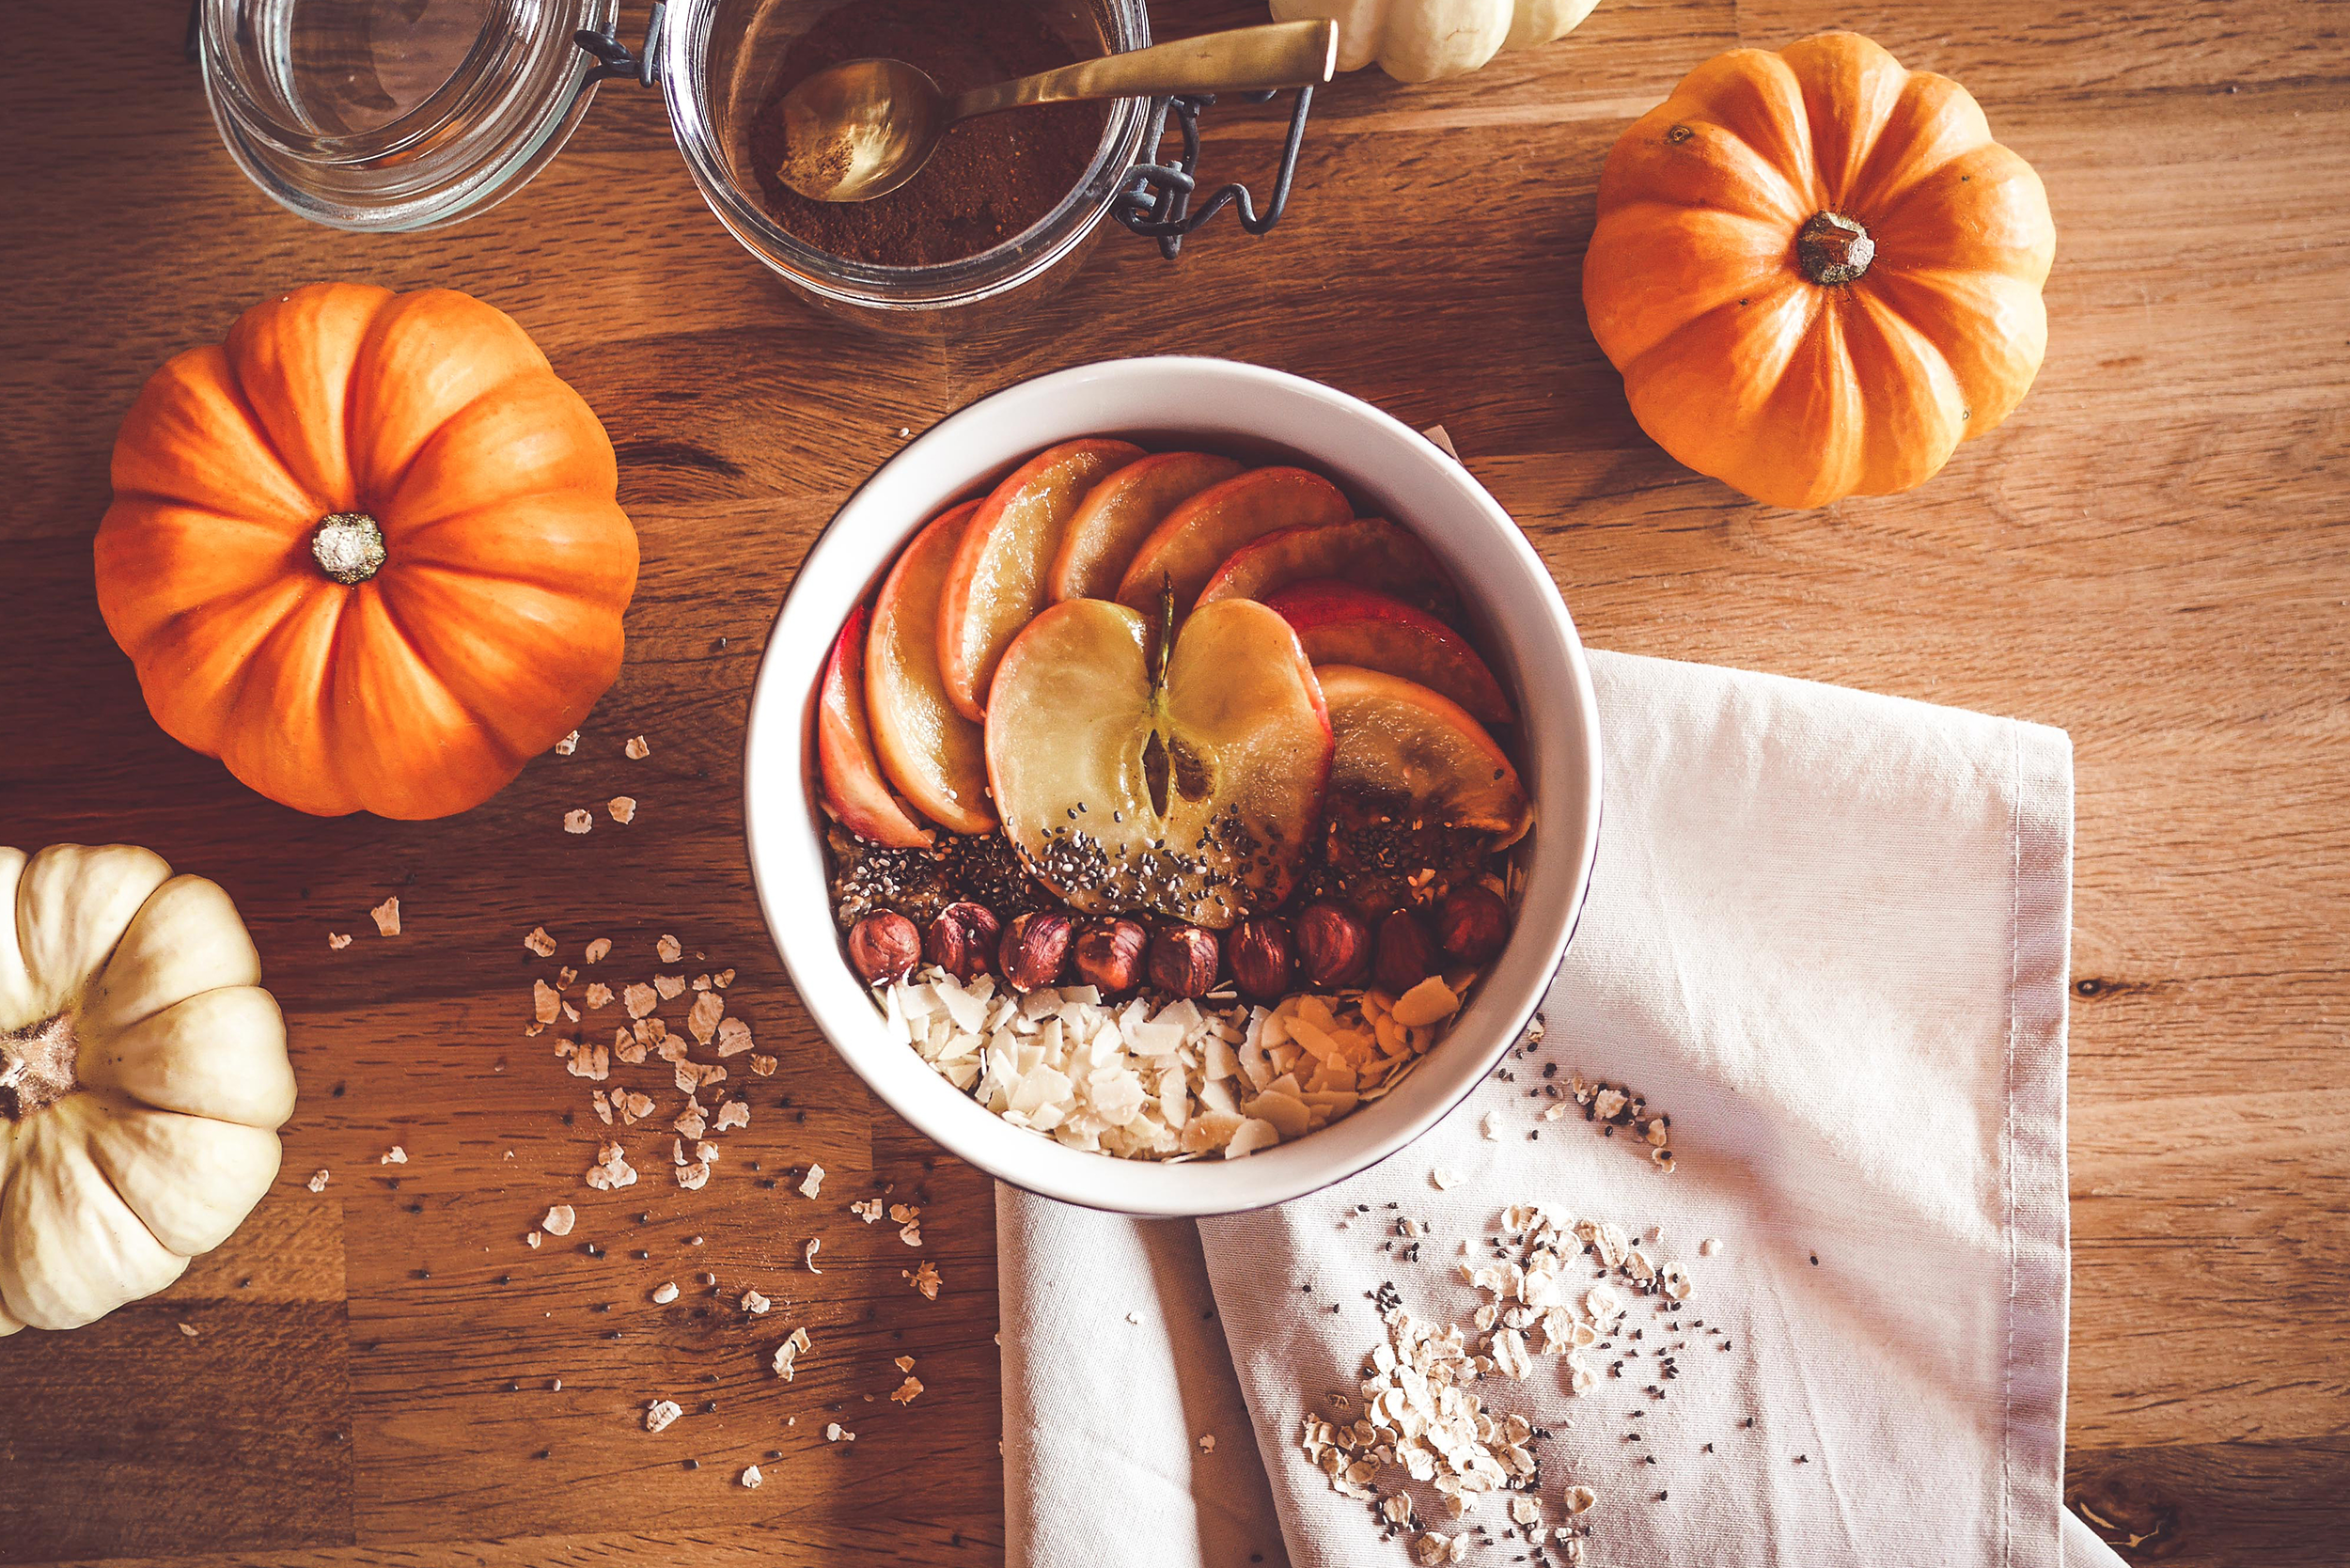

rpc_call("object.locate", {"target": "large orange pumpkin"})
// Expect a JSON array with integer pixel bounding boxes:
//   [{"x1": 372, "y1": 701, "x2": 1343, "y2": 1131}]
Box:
[
  {"x1": 95, "y1": 284, "x2": 637, "y2": 819},
  {"x1": 1582, "y1": 33, "x2": 2056, "y2": 509}
]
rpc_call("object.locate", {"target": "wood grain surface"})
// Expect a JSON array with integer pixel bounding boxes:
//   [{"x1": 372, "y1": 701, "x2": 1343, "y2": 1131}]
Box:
[{"x1": 2, "y1": 1, "x2": 2344, "y2": 1564}]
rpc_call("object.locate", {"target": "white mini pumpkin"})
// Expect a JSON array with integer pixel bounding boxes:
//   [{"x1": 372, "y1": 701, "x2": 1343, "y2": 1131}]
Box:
[
  {"x1": 1270, "y1": 0, "x2": 1601, "y2": 81},
  {"x1": 0, "y1": 844, "x2": 293, "y2": 1334}
]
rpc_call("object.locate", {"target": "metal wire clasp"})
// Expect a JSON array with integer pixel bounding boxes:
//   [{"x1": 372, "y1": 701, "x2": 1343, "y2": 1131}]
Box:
[
  {"x1": 576, "y1": 2, "x2": 666, "y2": 87},
  {"x1": 1116, "y1": 87, "x2": 1315, "y2": 260}
]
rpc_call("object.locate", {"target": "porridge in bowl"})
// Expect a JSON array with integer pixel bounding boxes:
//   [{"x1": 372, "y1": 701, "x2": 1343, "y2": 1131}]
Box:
[{"x1": 816, "y1": 439, "x2": 1534, "y2": 1161}]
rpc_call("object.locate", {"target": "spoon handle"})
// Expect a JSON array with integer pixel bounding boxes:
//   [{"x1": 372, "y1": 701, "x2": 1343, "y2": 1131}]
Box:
[{"x1": 948, "y1": 20, "x2": 1340, "y2": 121}]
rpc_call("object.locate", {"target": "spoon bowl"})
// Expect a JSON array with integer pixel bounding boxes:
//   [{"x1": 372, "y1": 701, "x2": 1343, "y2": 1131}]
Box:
[
  {"x1": 772, "y1": 20, "x2": 1339, "y2": 204},
  {"x1": 776, "y1": 56, "x2": 952, "y2": 205}
]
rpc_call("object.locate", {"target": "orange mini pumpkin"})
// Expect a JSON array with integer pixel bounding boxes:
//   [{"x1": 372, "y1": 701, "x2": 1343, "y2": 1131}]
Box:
[
  {"x1": 95, "y1": 284, "x2": 638, "y2": 819},
  {"x1": 1582, "y1": 33, "x2": 2056, "y2": 509}
]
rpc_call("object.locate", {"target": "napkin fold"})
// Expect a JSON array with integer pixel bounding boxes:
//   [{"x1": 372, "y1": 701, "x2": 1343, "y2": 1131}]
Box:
[{"x1": 1000, "y1": 648, "x2": 2124, "y2": 1568}]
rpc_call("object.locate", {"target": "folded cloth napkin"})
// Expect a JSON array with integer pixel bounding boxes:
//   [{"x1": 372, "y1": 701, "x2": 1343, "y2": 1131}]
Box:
[{"x1": 1000, "y1": 649, "x2": 2128, "y2": 1568}]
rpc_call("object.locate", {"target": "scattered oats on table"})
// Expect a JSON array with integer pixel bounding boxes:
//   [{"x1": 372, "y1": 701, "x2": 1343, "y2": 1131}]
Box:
[
  {"x1": 643, "y1": 1399, "x2": 682, "y2": 1434},
  {"x1": 654, "y1": 973, "x2": 687, "y2": 1000},
  {"x1": 623, "y1": 982, "x2": 657, "y2": 1019},
  {"x1": 554, "y1": 729, "x2": 579, "y2": 756},
  {"x1": 894, "y1": 1356, "x2": 916, "y2": 1372},
  {"x1": 1198, "y1": 1434, "x2": 1216, "y2": 1453},
  {"x1": 533, "y1": 980, "x2": 561, "y2": 1024},
  {"x1": 525, "y1": 1231, "x2": 541, "y2": 1248},
  {"x1": 525, "y1": 925, "x2": 558, "y2": 957},
  {"x1": 369, "y1": 896, "x2": 401, "y2": 936},
  {"x1": 656, "y1": 933, "x2": 682, "y2": 963},
  {"x1": 805, "y1": 1238, "x2": 823, "y2": 1273},
  {"x1": 771, "y1": 1325, "x2": 811, "y2": 1380},
  {"x1": 327, "y1": 933, "x2": 352, "y2": 950},
  {"x1": 850, "y1": 1199, "x2": 884, "y2": 1223},
  {"x1": 906, "y1": 1261, "x2": 941, "y2": 1300},
  {"x1": 306, "y1": 1169, "x2": 330, "y2": 1193},
  {"x1": 739, "y1": 1465, "x2": 762, "y2": 1489},
  {"x1": 1480, "y1": 1111, "x2": 1503, "y2": 1140},
  {"x1": 823, "y1": 1422, "x2": 854, "y2": 1443},
  {"x1": 607, "y1": 795, "x2": 637, "y2": 824},
  {"x1": 379, "y1": 1146, "x2": 406, "y2": 1165},
  {"x1": 541, "y1": 1204, "x2": 576, "y2": 1236},
  {"x1": 585, "y1": 981, "x2": 613, "y2": 1010},
  {"x1": 716, "y1": 1016, "x2": 754, "y2": 1056},
  {"x1": 564, "y1": 809, "x2": 593, "y2": 835},
  {"x1": 800, "y1": 1164, "x2": 825, "y2": 1199},
  {"x1": 625, "y1": 735, "x2": 650, "y2": 760},
  {"x1": 177, "y1": 1322, "x2": 198, "y2": 1339},
  {"x1": 650, "y1": 1281, "x2": 680, "y2": 1305},
  {"x1": 741, "y1": 1290, "x2": 771, "y2": 1315},
  {"x1": 715, "y1": 1099, "x2": 750, "y2": 1133},
  {"x1": 1430, "y1": 1165, "x2": 1462, "y2": 1190},
  {"x1": 890, "y1": 1375, "x2": 923, "y2": 1405},
  {"x1": 584, "y1": 937, "x2": 612, "y2": 964}
]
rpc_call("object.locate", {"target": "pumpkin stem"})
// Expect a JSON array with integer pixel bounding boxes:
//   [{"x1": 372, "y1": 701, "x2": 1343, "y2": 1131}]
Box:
[
  {"x1": 312, "y1": 512, "x2": 387, "y2": 585},
  {"x1": 0, "y1": 1011, "x2": 79, "y2": 1121},
  {"x1": 1797, "y1": 212, "x2": 1875, "y2": 286}
]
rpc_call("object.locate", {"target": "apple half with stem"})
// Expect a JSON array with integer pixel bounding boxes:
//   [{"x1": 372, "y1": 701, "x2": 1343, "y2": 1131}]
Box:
[
  {"x1": 867, "y1": 500, "x2": 996, "y2": 835},
  {"x1": 1266, "y1": 579, "x2": 1514, "y2": 727},
  {"x1": 938, "y1": 438, "x2": 1145, "y2": 721},
  {"x1": 1112, "y1": 466, "x2": 1352, "y2": 615},
  {"x1": 818, "y1": 602, "x2": 934, "y2": 848},
  {"x1": 985, "y1": 593, "x2": 1333, "y2": 929},
  {"x1": 1049, "y1": 451, "x2": 1245, "y2": 603},
  {"x1": 1317, "y1": 665, "x2": 1531, "y2": 845},
  {"x1": 1195, "y1": 515, "x2": 1461, "y2": 623}
]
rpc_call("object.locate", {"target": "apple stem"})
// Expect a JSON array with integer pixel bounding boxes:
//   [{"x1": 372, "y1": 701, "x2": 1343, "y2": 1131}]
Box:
[{"x1": 1152, "y1": 573, "x2": 1176, "y2": 698}]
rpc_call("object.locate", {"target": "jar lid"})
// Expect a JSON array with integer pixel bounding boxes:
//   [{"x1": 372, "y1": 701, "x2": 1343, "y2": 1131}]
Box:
[{"x1": 198, "y1": 0, "x2": 619, "y2": 232}]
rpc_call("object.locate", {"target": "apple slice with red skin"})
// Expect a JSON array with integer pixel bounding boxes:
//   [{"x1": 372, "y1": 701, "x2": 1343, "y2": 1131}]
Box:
[
  {"x1": 985, "y1": 595, "x2": 1333, "y2": 929},
  {"x1": 1317, "y1": 665, "x2": 1531, "y2": 845},
  {"x1": 938, "y1": 438, "x2": 1145, "y2": 721},
  {"x1": 1195, "y1": 516, "x2": 1461, "y2": 623},
  {"x1": 1266, "y1": 579, "x2": 1514, "y2": 728},
  {"x1": 818, "y1": 602, "x2": 935, "y2": 848},
  {"x1": 867, "y1": 500, "x2": 996, "y2": 835},
  {"x1": 1050, "y1": 451, "x2": 1245, "y2": 603},
  {"x1": 1112, "y1": 466, "x2": 1352, "y2": 616}
]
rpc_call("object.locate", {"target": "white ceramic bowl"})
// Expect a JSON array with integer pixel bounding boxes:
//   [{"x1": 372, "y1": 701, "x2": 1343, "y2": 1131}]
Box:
[{"x1": 743, "y1": 357, "x2": 1603, "y2": 1215}]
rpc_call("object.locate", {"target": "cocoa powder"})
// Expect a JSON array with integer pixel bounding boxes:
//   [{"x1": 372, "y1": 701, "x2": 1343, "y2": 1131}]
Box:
[{"x1": 749, "y1": 0, "x2": 1110, "y2": 268}]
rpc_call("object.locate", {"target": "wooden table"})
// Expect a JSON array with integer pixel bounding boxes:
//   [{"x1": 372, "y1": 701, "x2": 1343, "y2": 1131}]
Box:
[{"x1": 2, "y1": 1, "x2": 2342, "y2": 1562}]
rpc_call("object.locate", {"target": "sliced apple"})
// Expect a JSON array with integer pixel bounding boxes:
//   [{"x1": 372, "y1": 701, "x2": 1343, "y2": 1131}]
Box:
[
  {"x1": 867, "y1": 500, "x2": 996, "y2": 836},
  {"x1": 1317, "y1": 665, "x2": 1531, "y2": 845},
  {"x1": 1112, "y1": 466, "x2": 1352, "y2": 615},
  {"x1": 818, "y1": 603, "x2": 935, "y2": 848},
  {"x1": 1266, "y1": 579, "x2": 1514, "y2": 728},
  {"x1": 1049, "y1": 451, "x2": 1245, "y2": 604},
  {"x1": 1195, "y1": 516, "x2": 1461, "y2": 622},
  {"x1": 938, "y1": 438, "x2": 1145, "y2": 721},
  {"x1": 985, "y1": 597, "x2": 1332, "y2": 929}
]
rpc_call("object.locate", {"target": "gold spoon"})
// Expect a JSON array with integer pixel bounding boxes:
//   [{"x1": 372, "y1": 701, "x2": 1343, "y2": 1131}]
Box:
[{"x1": 773, "y1": 20, "x2": 1340, "y2": 204}]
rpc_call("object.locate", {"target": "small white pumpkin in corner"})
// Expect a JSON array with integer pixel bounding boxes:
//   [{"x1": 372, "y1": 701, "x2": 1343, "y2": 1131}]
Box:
[
  {"x1": 1270, "y1": 0, "x2": 1601, "y2": 82},
  {"x1": 0, "y1": 844, "x2": 294, "y2": 1335}
]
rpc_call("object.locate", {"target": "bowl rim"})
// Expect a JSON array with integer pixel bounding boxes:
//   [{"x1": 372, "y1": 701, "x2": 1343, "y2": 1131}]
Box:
[{"x1": 742, "y1": 356, "x2": 1603, "y2": 1215}]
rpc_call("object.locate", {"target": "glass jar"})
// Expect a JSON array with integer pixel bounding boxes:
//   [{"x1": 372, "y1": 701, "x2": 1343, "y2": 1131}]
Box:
[{"x1": 196, "y1": 0, "x2": 1154, "y2": 322}]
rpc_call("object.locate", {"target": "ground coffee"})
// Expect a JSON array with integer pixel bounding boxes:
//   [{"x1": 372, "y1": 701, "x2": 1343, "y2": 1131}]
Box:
[{"x1": 749, "y1": 0, "x2": 1111, "y2": 268}]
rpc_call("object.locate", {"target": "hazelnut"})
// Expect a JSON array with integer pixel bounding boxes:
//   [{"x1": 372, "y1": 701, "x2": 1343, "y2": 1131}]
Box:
[
  {"x1": 1147, "y1": 924, "x2": 1220, "y2": 999},
  {"x1": 924, "y1": 902, "x2": 1000, "y2": 983},
  {"x1": 998, "y1": 911, "x2": 1073, "y2": 994},
  {"x1": 1073, "y1": 918, "x2": 1148, "y2": 995},
  {"x1": 1374, "y1": 910, "x2": 1438, "y2": 996},
  {"x1": 1294, "y1": 901, "x2": 1371, "y2": 989},
  {"x1": 1435, "y1": 884, "x2": 1512, "y2": 964},
  {"x1": 846, "y1": 911, "x2": 920, "y2": 985},
  {"x1": 1229, "y1": 917, "x2": 1294, "y2": 1001}
]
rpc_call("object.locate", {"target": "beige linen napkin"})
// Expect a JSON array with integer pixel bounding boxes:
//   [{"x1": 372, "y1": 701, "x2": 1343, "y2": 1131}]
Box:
[{"x1": 1000, "y1": 649, "x2": 2124, "y2": 1568}]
